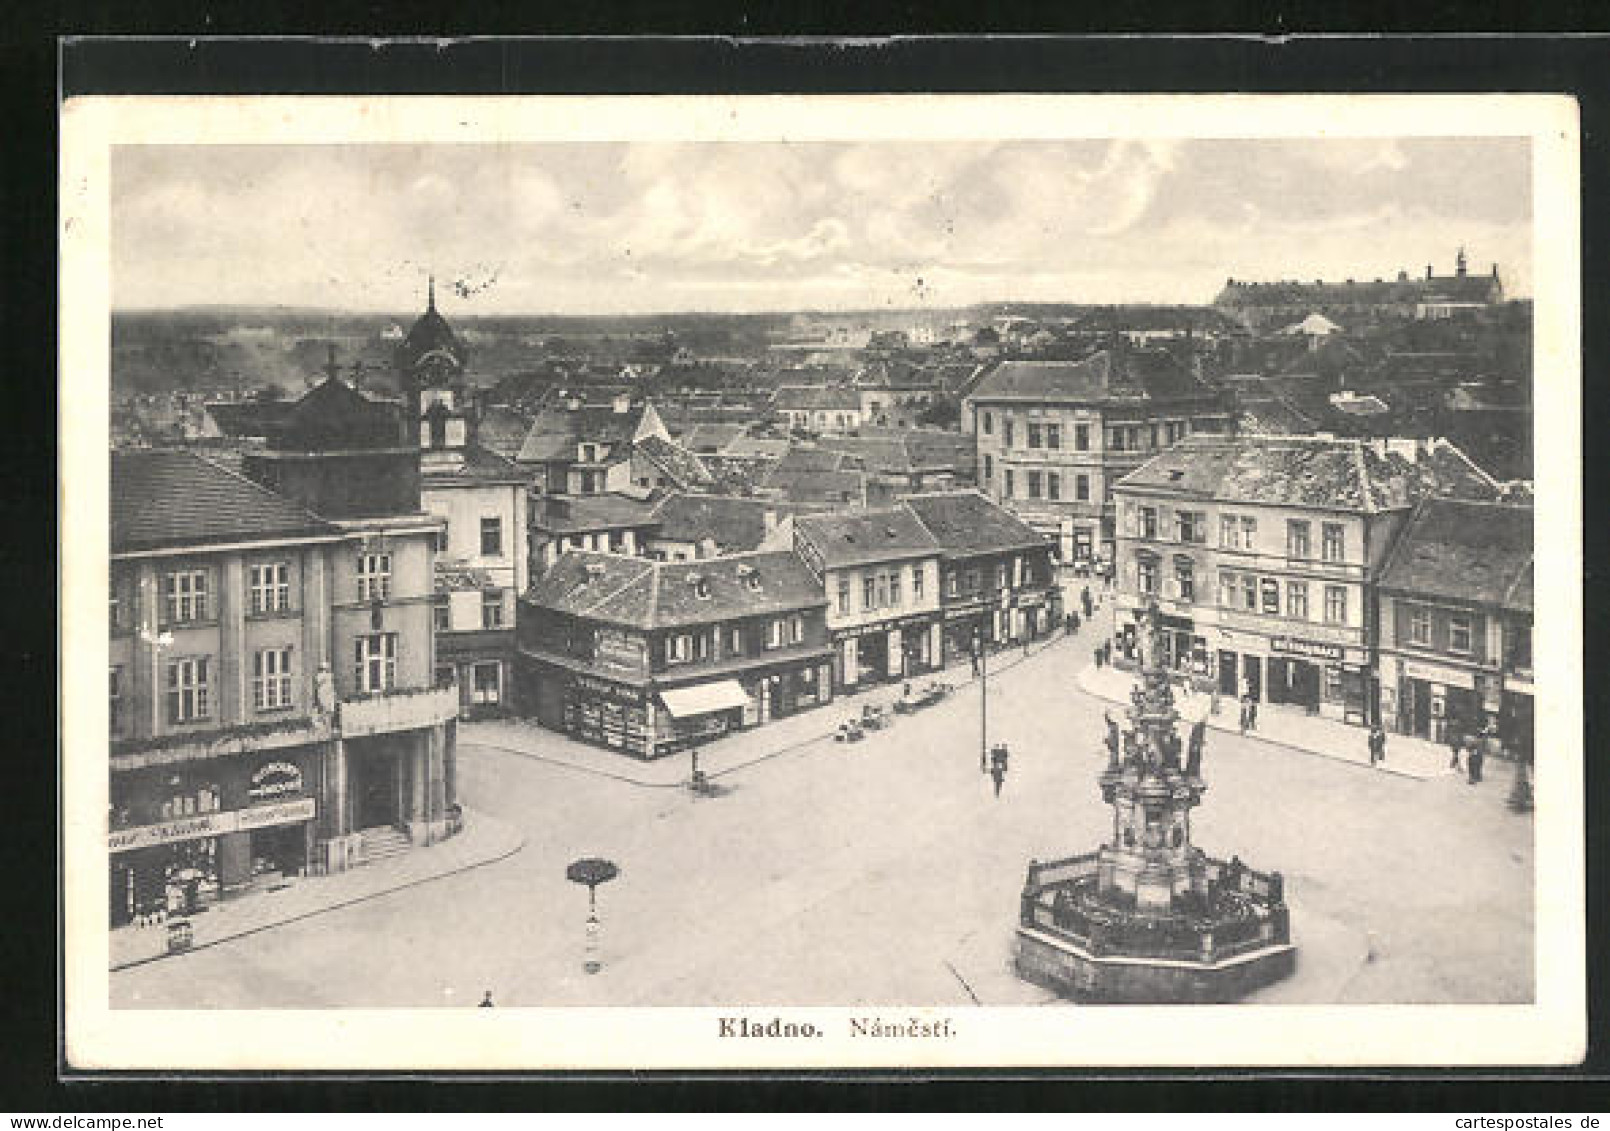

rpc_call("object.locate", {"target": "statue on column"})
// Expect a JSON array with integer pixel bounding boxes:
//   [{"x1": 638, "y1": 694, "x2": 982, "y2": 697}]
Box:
[{"x1": 314, "y1": 661, "x2": 338, "y2": 722}]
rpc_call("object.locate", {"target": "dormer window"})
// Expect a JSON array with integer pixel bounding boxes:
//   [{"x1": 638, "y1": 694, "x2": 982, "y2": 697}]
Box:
[
  {"x1": 689, "y1": 574, "x2": 711, "y2": 599},
  {"x1": 736, "y1": 563, "x2": 761, "y2": 591}
]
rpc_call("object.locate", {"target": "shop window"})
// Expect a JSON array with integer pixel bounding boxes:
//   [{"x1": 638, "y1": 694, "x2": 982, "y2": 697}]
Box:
[
  {"x1": 160, "y1": 780, "x2": 220, "y2": 821},
  {"x1": 1324, "y1": 666, "x2": 1344, "y2": 701},
  {"x1": 1074, "y1": 423, "x2": 1090, "y2": 451},
  {"x1": 252, "y1": 647, "x2": 294, "y2": 711},
  {"x1": 109, "y1": 666, "x2": 123, "y2": 735},
  {"x1": 1287, "y1": 520, "x2": 1311, "y2": 560},
  {"x1": 481, "y1": 517, "x2": 504, "y2": 557},
  {"x1": 472, "y1": 662, "x2": 501, "y2": 705},
  {"x1": 1075, "y1": 474, "x2": 1090, "y2": 502},
  {"x1": 1448, "y1": 613, "x2": 1473, "y2": 654},
  {"x1": 1287, "y1": 581, "x2": 1309, "y2": 620},
  {"x1": 355, "y1": 632, "x2": 397, "y2": 693},
  {"x1": 1409, "y1": 606, "x2": 1432, "y2": 646},
  {"x1": 249, "y1": 562, "x2": 292, "y2": 615},
  {"x1": 1322, "y1": 522, "x2": 1345, "y2": 563},
  {"x1": 357, "y1": 553, "x2": 392, "y2": 603},
  {"x1": 482, "y1": 589, "x2": 505, "y2": 629},
  {"x1": 1324, "y1": 585, "x2": 1348, "y2": 626},
  {"x1": 163, "y1": 569, "x2": 209, "y2": 624},
  {"x1": 165, "y1": 657, "x2": 211, "y2": 723}
]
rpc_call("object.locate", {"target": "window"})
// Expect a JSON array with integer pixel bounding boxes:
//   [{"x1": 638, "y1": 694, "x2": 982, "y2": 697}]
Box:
[
  {"x1": 1287, "y1": 581, "x2": 1309, "y2": 620},
  {"x1": 1139, "y1": 507, "x2": 1158, "y2": 539},
  {"x1": 1506, "y1": 623, "x2": 1532, "y2": 670},
  {"x1": 165, "y1": 657, "x2": 211, "y2": 723},
  {"x1": 249, "y1": 562, "x2": 291, "y2": 615},
  {"x1": 434, "y1": 601, "x2": 451, "y2": 632},
  {"x1": 864, "y1": 576, "x2": 877, "y2": 610},
  {"x1": 1137, "y1": 555, "x2": 1158, "y2": 596},
  {"x1": 472, "y1": 663, "x2": 501, "y2": 705},
  {"x1": 876, "y1": 573, "x2": 889, "y2": 607},
  {"x1": 481, "y1": 517, "x2": 504, "y2": 557},
  {"x1": 837, "y1": 578, "x2": 851, "y2": 615},
  {"x1": 982, "y1": 412, "x2": 993, "y2": 435},
  {"x1": 668, "y1": 635, "x2": 693, "y2": 663},
  {"x1": 1241, "y1": 575, "x2": 1257, "y2": 611},
  {"x1": 1321, "y1": 522, "x2": 1345, "y2": 563},
  {"x1": 109, "y1": 666, "x2": 123, "y2": 734},
  {"x1": 983, "y1": 454, "x2": 994, "y2": 481},
  {"x1": 790, "y1": 615, "x2": 805, "y2": 644},
  {"x1": 1110, "y1": 428, "x2": 1126, "y2": 452},
  {"x1": 1176, "y1": 511, "x2": 1206, "y2": 544},
  {"x1": 482, "y1": 589, "x2": 504, "y2": 629},
  {"x1": 253, "y1": 647, "x2": 293, "y2": 711},
  {"x1": 1045, "y1": 423, "x2": 1061, "y2": 450},
  {"x1": 727, "y1": 626, "x2": 744, "y2": 655},
  {"x1": 1027, "y1": 471, "x2": 1042, "y2": 499},
  {"x1": 1027, "y1": 423, "x2": 1043, "y2": 449},
  {"x1": 1409, "y1": 606, "x2": 1432, "y2": 646},
  {"x1": 1075, "y1": 474, "x2": 1090, "y2": 502},
  {"x1": 1047, "y1": 473, "x2": 1060, "y2": 501},
  {"x1": 436, "y1": 525, "x2": 450, "y2": 554},
  {"x1": 912, "y1": 566, "x2": 924, "y2": 601},
  {"x1": 1218, "y1": 571, "x2": 1236, "y2": 607},
  {"x1": 1220, "y1": 515, "x2": 1238, "y2": 548},
  {"x1": 766, "y1": 619, "x2": 784, "y2": 649},
  {"x1": 996, "y1": 563, "x2": 1008, "y2": 590},
  {"x1": 163, "y1": 570, "x2": 209, "y2": 624},
  {"x1": 889, "y1": 569, "x2": 902, "y2": 607},
  {"x1": 1260, "y1": 578, "x2": 1281, "y2": 615},
  {"x1": 1448, "y1": 613, "x2": 1473, "y2": 654},
  {"x1": 1004, "y1": 469, "x2": 1015, "y2": 498},
  {"x1": 1176, "y1": 559, "x2": 1195, "y2": 602},
  {"x1": 357, "y1": 553, "x2": 392, "y2": 603},
  {"x1": 110, "y1": 578, "x2": 125, "y2": 633},
  {"x1": 1074, "y1": 423, "x2": 1090, "y2": 451},
  {"x1": 355, "y1": 633, "x2": 397, "y2": 693},
  {"x1": 1004, "y1": 419, "x2": 1015, "y2": 447},
  {"x1": 1240, "y1": 517, "x2": 1257, "y2": 551},
  {"x1": 1324, "y1": 585, "x2": 1348, "y2": 625},
  {"x1": 1287, "y1": 520, "x2": 1311, "y2": 560},
  {"x1": 967, "y1": 569, "x2": 980, "y2": 592}
]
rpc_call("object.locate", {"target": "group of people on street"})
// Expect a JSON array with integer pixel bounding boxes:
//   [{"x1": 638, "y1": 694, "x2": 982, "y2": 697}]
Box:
[{"x1": 1447, "y1": 718, "x2": 1498, "y2": 784}]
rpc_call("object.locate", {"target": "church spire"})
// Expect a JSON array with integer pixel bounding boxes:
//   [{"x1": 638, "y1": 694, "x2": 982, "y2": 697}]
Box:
[{"x1": 427, "y1": 273, "x2": 436, "y2": 312}]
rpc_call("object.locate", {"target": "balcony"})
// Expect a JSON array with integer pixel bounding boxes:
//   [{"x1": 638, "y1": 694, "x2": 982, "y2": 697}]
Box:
[{"x1": 338, "y1": 684, "x2": 459, "y2": 738}]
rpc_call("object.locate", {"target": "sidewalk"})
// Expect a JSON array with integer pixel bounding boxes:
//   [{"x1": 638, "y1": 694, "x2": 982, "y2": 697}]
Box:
[
  {"x1": 110, "y1": 806, "x2": 524, "y2": 971},
  {"x1": 464, "y1": 630, "x2": 1084, "y2": 788},
  {"x1": 1075, "y1": 663, "x2": 1456, "y2": 781}
]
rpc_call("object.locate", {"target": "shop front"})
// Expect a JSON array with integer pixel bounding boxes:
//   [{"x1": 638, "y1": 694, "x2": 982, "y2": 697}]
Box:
[
  {"x1": 1115, "y1": 607, "x2": 1208, "y2": 687},
  {"x1": 742, "y1": 656, "x2": 835, "y2": 724},
  {"x1": 108, "y1": 770, "x2": 318, "y2": 927},
  {"x1": 833, "y1": 613, "x2": 942, "y2": 689},
  {"x1": 1209, "y1": 623, "x2": 1368, "y2": 724},
  {"x1": 531, "y1": 665, "x2": 655, "y2": 757},
  {"x1": 941, "y1": 600, "x2": 991, "y2": 666},
  {"x1": 656, "y1": 680, "x2": 752, "y2": 753},
  {"x1": 1390, "y1": 656, "x2": 1482, "y2": 742}
]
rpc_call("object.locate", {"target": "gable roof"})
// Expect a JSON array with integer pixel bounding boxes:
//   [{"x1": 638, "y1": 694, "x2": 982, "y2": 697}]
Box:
[
  {"x1": 633, "y1": 434, "x2": 713, "y2": 488},
  {"x1": 516, "y1": 404, "x2": 645, "y2": 463},
  {"x1": 1114, "y1": 434, "x2": 1467, "y2": 514},
  {"x1": 273, "y1": 378, "x2": 406, "y2": 452},
  {"x1": 794, "y1": 507, "x2": 939, "y2": 568},
  {"x1": 900, "y1": 490, "x2": 1049, "y2": 558},
  {"x1": 111, "y1": 449, "x2": 338, "y2": 555},
  {"x1": 476, "y1": 406, "x2": 534, "y2": 462},
  {"x1": 759, "y1": 467, "x2": 868, "y2": 506},
  {"x1": 1378, "y1": 497, "x2": 1533, "y2": 610},
  {"x1": 532, "y1": 492, "x2": 662, "y2": 535},
  {"x1": 967, "y1": 350, "x2": 1219, "y2": 406},
  {"x1": 528, "y1": 549, "x2": 825, "y2": 630},
  {"x1": 421, "y1": 443, "x2": 527, "y2": 485},
  {"x1": 649, "y1": 492, "x2": 814, "y2": 552}
]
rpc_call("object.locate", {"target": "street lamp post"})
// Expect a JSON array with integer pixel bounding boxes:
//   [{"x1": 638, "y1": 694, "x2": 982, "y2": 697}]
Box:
[
  {"x1": 977, "y1": 626, "x2": 987, "y2": 775},
  {"x1": 565, "y1": 857, "x2": 620, "y2": 975}
]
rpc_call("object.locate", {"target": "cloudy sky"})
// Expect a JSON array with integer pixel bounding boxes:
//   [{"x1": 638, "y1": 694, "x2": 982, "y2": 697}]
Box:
[{"x1": 111, "y1": 137, "x2": 1531, "y2": 314}]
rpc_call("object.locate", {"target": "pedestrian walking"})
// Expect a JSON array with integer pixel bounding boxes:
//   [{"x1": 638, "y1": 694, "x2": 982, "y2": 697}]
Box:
[
  {"x1": 989, "y1": 743, "x2": 1010, "y2": 798},
  {"x1": 1070, "y1": 610, "x2": 1081, "y2": 634},
  {"x1": 1467, "y1": 740, "x2": 1484, "y2": 785},
  {"x1": 1237, "y1": 696, "x2": 1249, "y2": 734},
  {"x1": 479, "y1": 991, "x2": 495, "y2": 1008},
  {"x1": 971, "y1": 645, "x2": 981, "y2": 677},
  {"x1": 1368, "y1": 724, "x2": 1386, "y2": 767},
  {"x1": 1247, "y1": 696, "x2": 1258, "y2": 731},
  {"x1": 1210, "y1": 686, "x2": 1222, "y2": 717},
  {"x1": 1081, "y1": 586, "x2": 1093, "y2": 620},
  {"x1": 1447, "y1": 727, "x2": 1463, "y2": 772}
]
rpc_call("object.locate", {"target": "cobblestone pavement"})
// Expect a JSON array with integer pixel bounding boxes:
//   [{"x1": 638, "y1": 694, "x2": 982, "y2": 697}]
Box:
[{"x1": 110, "y1": 598, "x2": 1532, "y2": 1009}]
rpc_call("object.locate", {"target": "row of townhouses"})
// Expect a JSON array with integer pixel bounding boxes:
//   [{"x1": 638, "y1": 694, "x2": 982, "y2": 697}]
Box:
[{"x1": 1108, "y1": 434, "x2": 1532, "y2": 757}]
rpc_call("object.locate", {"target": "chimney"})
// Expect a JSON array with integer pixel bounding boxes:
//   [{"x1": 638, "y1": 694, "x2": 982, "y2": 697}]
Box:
[
  {"x1": 325, "y1": 343, "x2": 340, "y2": 384},
  {"x1": 1426, "y1": 264, "x2": 1434, "y2": 280},
  {"x1": 1456, "y1": 247, "x2": 1468, "y2": 277},
  {"x1": 613, "y1": 392, "x2": 631, "y2": 414},
  {"x1": 762, "y1": 508, "x2": 778, "y2": 533}
]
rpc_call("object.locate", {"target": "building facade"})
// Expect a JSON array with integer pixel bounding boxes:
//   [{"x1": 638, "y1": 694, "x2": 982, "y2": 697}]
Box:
[
  {"x1": 1375, "y1": 498, "x2": 1533, "y2": 756},
  {"x1": 792, "y1": 509, "x2": 944, "y2": 689},
  {"x1": 516, "y1": 550, "x2": 833, "y2": 759},
  {"x1": 1110, "y1": 435, "x2": 1432, "y2": 727},
  {"x1": 964, "y1": 351, "x2": 1233, "y2": 565},
  {"x1": 109, "y1": 449, "x2": 458, "y2": 929}
]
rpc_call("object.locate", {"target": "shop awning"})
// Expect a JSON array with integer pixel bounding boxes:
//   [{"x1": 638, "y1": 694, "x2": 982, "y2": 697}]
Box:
[{"x1": 658, "y1": 680, "x2": 750, "y2": 719}]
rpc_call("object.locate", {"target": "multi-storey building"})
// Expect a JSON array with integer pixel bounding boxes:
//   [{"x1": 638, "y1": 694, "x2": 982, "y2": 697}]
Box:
[
  {"x1": 1111, "y1": 435, "x2": 1439, "y2": 726},
  {"x1": 108, "y1": 446, "x2": 458, "y2": 928},
  {"x1": 1214, "y1": 249, "x2": 1504, "y2": 330},
  {"x1": 900, "y1": 489, "x2": 1061, "y2": 663},
  {"x1": 964, "y1": 350, "x2": 1233, "y2": 565},
  {"x1": 792, "y1": 508, "x2": 944, "y2": 689},
  {"x1": 516, "y1": 550, "x2": 832, "y2": 758},
  {"x1": 1376, "y1": 498, "x2": 1533, "y2": 755}
]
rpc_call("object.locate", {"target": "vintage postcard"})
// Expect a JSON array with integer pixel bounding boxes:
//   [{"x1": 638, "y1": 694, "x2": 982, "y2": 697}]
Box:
[{"x1": 61, "y1": 92, "x2": 1582, "y2": 1070}]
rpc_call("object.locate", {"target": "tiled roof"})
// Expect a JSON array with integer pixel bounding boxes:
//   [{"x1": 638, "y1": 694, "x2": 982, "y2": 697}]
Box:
[
  {"x1": 772, "y1": 447, "x2": 856, "y2": 474},
  {"x1": 650, "y1": 493, "x2": 808, "y2": 552},
  {"x1": 273, "y1": 378, "x2": 406, "y2": 452},
  {"x1": 634, "y1": 434, "x2": 713, "y2": 488},
  {"x1": 111, "y1": 449, "x2": 338, "y2": 554},
  {"x1": 529, "y1": 549, "x2": 825, "y2": 629},
  {"x1": 1378, "y1": 498, "x2": 1533, "y2": 610},
  {"x1": 532, "y1": 492, "x2": 661, "y2": 534},
  {"x1": 682, "y1": 423, "x2": 747, "y2": 453},
  {"x1": 476, "y1": 406, "x2": 534, "y2": 462},
  {"x1": 516, "y1": 405, "x2": 643, "y2": 463},
  {"x1": 1217, "y1": 273, "x2": 1500, "y2": 309},
  {"x1": 901, "y1": 490, "x2": 1049, "y2": 558},
  {"x1": 421, "y1": 443, "x2": 527, "y2": 484},
  {"x1": 759, "y1": 467, "x2": 868, "y2": 506},
  {"x1": 900, "y1": 429, "x2": 976, "y2": 473},
  {"x1": 204, "y1": 399, "x2": 294, "y2": 439},
  {"x1": 1071, "y1": 305, "x2": 1245, "y2": 334},
  {"x1": 795, "y1": 507, "x2": 938, "y2": 568},
  {"x1": 1115, "y1": 434, "x2": 1456, "y2": 514},
  {"x1": 773, "y1": 385, "x2": 863, "y2": 412},
  {"x1": 967, "y1": 350, "x2": 1217, "y2": 406},
  {"x1": 817, "y1": 436, "x2": 912, "y2": 475},
  {"x1": 721, "y1": 436, "x2": 791, "y2": 460}
]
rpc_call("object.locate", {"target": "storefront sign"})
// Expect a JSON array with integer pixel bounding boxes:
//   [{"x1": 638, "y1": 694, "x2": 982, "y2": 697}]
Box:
[
  {"x1": 1015, "y1": 591, "x2": 1046, "y2": 610},
  {"x1": 108, "y1": 797, "x2": 317, "y2": 854},
  {"x1": 571, "y1": 673, "x2": 646, "y2": 706},
  {"x1": 1158, "y1": 612, "x2": 1194, "y2": 632},
  {"x1": 1402, "y1": 658, "x2": 1477, "y2": 689},
  {"x1": 834, "y1": 613, "x2": 935, "y2": 641},
  {"x1": 1270, "y1": 636, "x2": 1345, "y2": 663},
  {"x1": 943, "y1": 600, "x2": 989, "y2": 621},
  {"x1": 249, "y1": 760, "x2": 304, "y2": 801}
]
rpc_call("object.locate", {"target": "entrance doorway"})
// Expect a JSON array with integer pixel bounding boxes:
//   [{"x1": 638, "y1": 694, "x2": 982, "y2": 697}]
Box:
[
  {"x1": 1242, "y1": 655, "x2": 1263, "y2": 701},
  {"x1": 354, "y1": 750, "x2": 401, "y2": 831},
  {"x1": 1217, "y1": 650, "x2": 1238, "y2": 697},
  {"x1": 1403, "y1": 677, "x2": 1431, "y2": 738}
]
